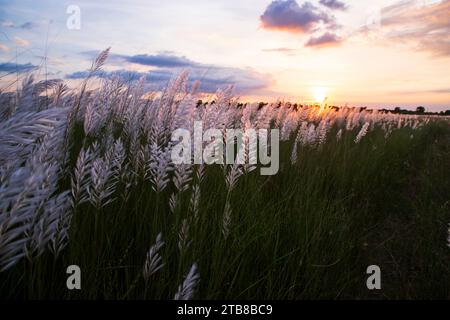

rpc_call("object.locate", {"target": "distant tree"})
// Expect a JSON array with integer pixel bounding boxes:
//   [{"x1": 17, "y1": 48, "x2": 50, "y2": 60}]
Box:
[
  {"x1": 416, "y1": 106, "x2": 425, "y2": 114},
  {"x1": 394, "y1": 107, "x2": 402, "y2": 114}
]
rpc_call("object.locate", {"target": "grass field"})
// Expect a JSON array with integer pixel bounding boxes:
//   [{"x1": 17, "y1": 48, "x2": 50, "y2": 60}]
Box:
[{"x1": 0, "y1": 52, "x2": 449, "y2": 300}]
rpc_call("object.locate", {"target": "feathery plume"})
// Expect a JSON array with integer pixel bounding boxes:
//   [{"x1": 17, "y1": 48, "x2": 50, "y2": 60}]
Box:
[
  {"x1": 291, "y1": 141, "x2": 298, "y2": 165},
  {"x1": 71, "y1": 147, "x2": 95, "y2": 207},
  {"x1": 90, "y1": 47, "x2": 111, "y2": 74},
  {"x1": 355, "y1": 122, "x2": 370, "y2": 144},
  {"x1": 447, "y1": 223, "x2": 450, "y2": 249},
  {"x1": 190, "y1": 184, "x2": 201, "y2": 221},
  {"x1": 174, "y1": 263, "x2": 200, "y2": 300},
  {"x1": 143, "y1": 233, "x2": 165, "y2": 279},
  {"x1": 336, "y1": 129, "x2": 343, "y2": 141},
  {"x1": 178, "y1": 218, "x2": 192, "y2": 253},
  {"x1": 147, "y1": 144, "x2": 172, "y2": 192}
]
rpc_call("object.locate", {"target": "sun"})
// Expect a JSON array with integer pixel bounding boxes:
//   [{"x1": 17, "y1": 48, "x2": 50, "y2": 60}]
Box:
[{"x1": 312, "y1": 86, "x2": 329, "y2": 104}]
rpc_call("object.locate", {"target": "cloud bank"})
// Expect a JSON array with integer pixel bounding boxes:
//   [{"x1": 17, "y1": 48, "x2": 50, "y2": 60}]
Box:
[
  {"x1": 69, "y1": 52, "x2": 273, "y2": 94},
  {"x1": 0, "y1": 62, "x2": 38, "y2": 73}
]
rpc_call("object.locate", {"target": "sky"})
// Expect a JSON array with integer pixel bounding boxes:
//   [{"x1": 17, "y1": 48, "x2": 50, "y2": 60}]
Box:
[{"x1": 0, "y1": 0, "x2": 449, "y2": 111}]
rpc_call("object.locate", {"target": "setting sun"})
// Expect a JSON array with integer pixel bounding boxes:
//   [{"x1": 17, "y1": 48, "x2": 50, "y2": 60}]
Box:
[{"x1": 312, "y1": 86, "x2": 329, "y2": 103}]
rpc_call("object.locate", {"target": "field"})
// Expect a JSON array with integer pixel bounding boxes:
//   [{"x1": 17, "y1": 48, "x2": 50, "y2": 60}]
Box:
[{"x1": 1, "y1": 51, "x2": 449, "y2": 299}]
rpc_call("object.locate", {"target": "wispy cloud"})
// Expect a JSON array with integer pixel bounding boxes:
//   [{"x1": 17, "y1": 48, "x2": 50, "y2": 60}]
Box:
[
  {"x1": 319, "y1": 0, "x2": 348, "y2": 11},
  {"x1": 391, "y1": 87, "x2": 450, "y2": 95},
  {"x1": 370, "y1": 0, "x2": 450, "y2": 56},
  {"x1": 0, "y1": 44, "x2": 10, "y2": 53},
  {"x1": 19, "y1": 22, "x2": 38, "y2": 30},
  {"x1": 1, "y1": 20, "x2": 15, "y2": 28},
  {"x1": 305, "y1": 32, "x2": 341, "y2": 47},
  {"x1": 263, "y1": 48, "x2": 297, "y2": 53},
  {"x1": 262, "y1": 48, "x2": 300, "y2": 57},
  {"x1": 13, "y1": 36, "x2": 29, "y2": 47},
  {"x1": 0, "y1": 20, "x2": 39, "y2": 29},
  {"x1": 0, "y1": 62, "x2": 38, "y2": 73}
]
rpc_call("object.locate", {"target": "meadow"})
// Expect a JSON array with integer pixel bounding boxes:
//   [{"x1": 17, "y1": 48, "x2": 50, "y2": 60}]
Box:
[{"x1": 0, "y1": 49, "x2": 449, "y2": 299}]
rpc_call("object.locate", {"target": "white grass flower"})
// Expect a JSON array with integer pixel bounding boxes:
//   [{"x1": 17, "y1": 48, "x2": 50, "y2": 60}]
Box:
[
  {"x1": 317, "y1": 119, "x2": 329, "y2": 146},
  {"x1": 27, "y1": 191, "x2": 72, "y2": 259},
  {"x1": 0, "y1": 108, "x2": 68, "y2": 166},
  {"x1": 225, "y1": 164, "x2": 243, "y2": 193},
  {"x1": 178, "y1": 219, "x2": 192, "y2": 253},
  {"x1": 143, "y1": 233, "x2": 165, "y2": 279},
  {"x1": 222, "y1": 200, "x2": 232, "y2": 239},
  {"x1": 90, "y1": 47, "x2": 110, "y2": 73},
  {"x1": 0, "y1": 169, "x2": 36, "y2": 271},
  {"x1": 147, "y1": 143, "x2": 172, "y2": 192},
  {"x1": 0, "y1": 154, "x2": 59, "y2": 270},
  {"x1": 306, "y1": 123, "x2": 317, "y2": 146},
  {"x1": 169, "y1": 193, "x2": 179, "y2": 214},
  {"x1": 71, "y1": 147, "x2": 94, "y2": 207},
  {"x1": 355, "y1": 122, "x2": 370, "y2": 144},
  {"x1": 447, "y1": 223, "x2": 450, "y2": 249},
  {"x1": 280, "y1": 113, "x2": 298, "y2": 141},
  {"x1": 298, "y1": 121, "x2": 309, "y2": 146},
  {"x1": 195, "y1": 164, "x2": 206, "y2": 185},
  {"x1": 48, "y1": 192, "x2": 73, "y2": 258},
  {"x1": 336, "y1": 129, "x2": 343, "y2": 141},
  {"x1": 291, "y1": 142, "x2": 298, "y2": 165},
  {"x1": 174, "y1": 263, "x2": 200, "y2": 300},
  {"x1": 84, "y1": 101, "x2": 101, "y2": 136},
  {"x1": 190, "y1": 184, "x2": 201, "y2": 220},
  {"x1": 87, "y1": 156, "x2": 117, "y2": 209},
  {"x1": 173, "y1": 164, "x2": 193, "y2": 193}
]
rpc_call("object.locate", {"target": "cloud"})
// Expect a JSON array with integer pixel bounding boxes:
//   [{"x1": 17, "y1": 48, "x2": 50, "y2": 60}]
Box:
[
  {"x1": 372, "y1": 0, "x2": 450, "y2": 56},
  {"x1": 0, "y1": 20, "x2": 38, "y2": 29},
  {"x1": 431, "y1": 88, "x2": 450, "y2": 94},
  {"x1": 69, "y1": 52, "x2": 273, "y2": 94},
  {"x1": 82, "y1": 52, "x2": 199, "y2": 68},
  {"x1": 391, "y1": 87, "x2": 450, "y2": 95},
  {"x1": 19, "y1": 22, "x2": 38, "y2": 29},
  {"x1": 319, "y1": 0, "x2": 348, "y2": 10},
  {"x1": 1, "y1": 20, "x2": 15, "y2": 28},
  {"x1": 0, "y1": 62, "x2": 38, "y2": 73},
  {"x1": 125, "y1": 54, "x2": 198, "y2": 68},
  {"x1": 305, "y1": 32, "x2": 341, "y2": 47},
  {"x1": 13, "y1": 36, "x2": 29, "y2": 47},
  {"x1": 263, "y1": 47, "x2": 297, "y2": 53},
  {"x1": 0, "y1": 44, "x2": 10, "y2": 53},
  {"x1": 260, "y1": 0, "x2": 335, "y2": 33},
  {"x1": 262, "y1": 47, "x2": 298, "y2": 56},
  {"x1": 67, "y1": 68, "x2": 271, "y2": 94}
]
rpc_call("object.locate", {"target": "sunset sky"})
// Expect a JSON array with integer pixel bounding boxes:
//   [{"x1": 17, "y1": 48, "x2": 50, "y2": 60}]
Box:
[{"x1": 1, "y1": 0, "x2": 449, "y2": 110}]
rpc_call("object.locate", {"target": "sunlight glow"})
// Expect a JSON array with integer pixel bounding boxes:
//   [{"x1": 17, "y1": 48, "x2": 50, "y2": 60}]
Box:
[{"x1": 312, "y1": 87, "x2": 329, "y2": 104}]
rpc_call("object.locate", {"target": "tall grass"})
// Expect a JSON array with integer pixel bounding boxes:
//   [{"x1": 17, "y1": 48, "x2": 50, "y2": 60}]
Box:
[{"x1": 0, "y1": 50, "x2": 449, "y2": 299}]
